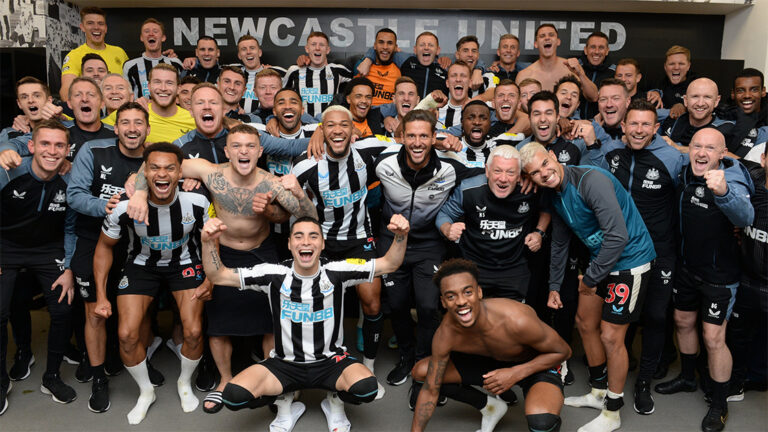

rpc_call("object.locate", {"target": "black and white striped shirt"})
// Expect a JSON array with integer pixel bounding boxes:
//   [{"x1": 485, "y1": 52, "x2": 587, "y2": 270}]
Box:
[
  {"x1": 438, "y1": 103, "x2": 463, "y2": 129},
  {"x1": 266, "y1": 123, "x2": 320, "y2": 177},
  {"x1": 123, "y1": 55, "x2": 184, "y2": 99},
  {"x1": 102, "y1": 189, "x2": 209, "y2": 267},
  {"x1": 292, "y1": 136, "x2": 391, "y2": 241},
  {"x1": 240, "y1": 65, "x2": 288, "y2": 113},
  {"x1": 456, "y1": 133, "x2": 526, "y2": 169},
  {"x1": 283, "y1": 64, "x2": 353, "y2": 118},
  {"x1": 469, "y1": 72, "x2": 499, "y2": 98},
  {"x1": 239, "y1": 258, "x2": 375, "y2": 363}
]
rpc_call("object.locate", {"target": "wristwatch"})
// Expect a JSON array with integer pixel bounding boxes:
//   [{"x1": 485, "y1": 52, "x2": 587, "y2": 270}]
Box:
[{"x1": 534, "y1": 228, "x2": 547, "y2": 239}]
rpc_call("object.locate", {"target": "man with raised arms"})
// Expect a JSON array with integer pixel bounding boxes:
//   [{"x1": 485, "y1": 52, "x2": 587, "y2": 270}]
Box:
[
  {"x1": 201, "y1": 214, "x2": 410, "y2": 432},
  {"x1": 410, "y1": 258, "x2": 570, "y2": 432}
]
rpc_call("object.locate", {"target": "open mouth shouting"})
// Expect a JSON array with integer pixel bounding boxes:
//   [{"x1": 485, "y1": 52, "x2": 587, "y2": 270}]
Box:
[
  {"x1": 455, "y1": 305, "x2": 473, "y2": 324},
  {"x1": 469, "y1": 126, "x2": 485, "y2": 143},
  {"x1": 297, "y1": 248, "x2": 315, "y2": 264},
  {"x1": 154, "y1": 179, "x2": 171, "y2": 194},
  {"x1": 200, "y1": 112, "x2": 216, "y2": 128}
]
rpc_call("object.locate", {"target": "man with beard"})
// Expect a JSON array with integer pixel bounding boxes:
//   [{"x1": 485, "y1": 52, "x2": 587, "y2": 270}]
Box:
[
  {"x1": 101, "y1": 74, "x2": 135, "y2": 126},
  {"x1": 0, "y1": 120, "x2": 77, "y2": 414},
  {"x1": 145, "y1": 64, "x2": 195, "y2": 144},
  {"x1": 217, "y1": 66, "x2": 258, "y2": 123},
  {"x1": 409, "y1": 259, "x2": 570, "y2": 432},
  {"x1": 94, "y1": 143, "x2": 210, "y2": 424},
  {"x1": 60, "y1": 7, "x2": 128, "y2": 100},
  {"x1": 284, "y1": 32, "x2": 353, "y2": 119},
  {"x1": 67, "y1": 102, "x2": 155, "y2": 412},
  {"x1": 721, "y1": 68, "x2": 768, "y2": 158},
  {"x1": 577, "y1": 32, "x2": 616, "y2": 120},
  {"x1": 452, "y1": 101, "x2": 498, "y2": 168},
  {"x1": 586, "y1": 99, "x2": 685, "y2": 415},
  {"x1": 437, "y1": 62, "x2": 472, "y2": 129},
  {"x1": 293, "y1": 106, "x2": 396, "y2": 400},
  {"x1": 520, "y1": 142, "x2": 656, "y2": 432},
  {"x1": 437, "y1": 145, "x2": 550, "y2": 302},
  {"x1": 263, "y1": 88, "x2": 319, "y2": 176},
  {"x1": 183, "y1": 36, "x2": 221, "y2": 84},
  {"x1": 372, "y1": 110, "x2": 475, "y2": 388},
  {"x1": 615, "y1": 59, "x2": 645, "y2": 102},
  {"x1": 345, "y1": 77, "x2": 385, "y2": 137},
  {"x1": 661, "y1": 78, "x2": 735, "y2": 151},
  {"x1": 123, "y1": 18, "x2": 183, "y2": 100},
  {"x1": 235, "y1": 35, "x2": 287, "y2": 114},
  {"x1": 517, "y1": 24, "x2": 597, "y2": 102},
  {"x1": 176, "y1": 76, "x2": 201, "y2": 112},
  {"x1": 655, "y1": 128, "x2": 754, "y2": 432},
  {"x1": 357, "y1": 28, "x2": 401, "y2": 106}
]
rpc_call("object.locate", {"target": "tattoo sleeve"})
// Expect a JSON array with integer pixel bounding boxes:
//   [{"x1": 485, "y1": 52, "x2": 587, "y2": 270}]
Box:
[
  {"x1": 269, "y1": 178, "x2": 317, "y2": 219},
  {"x1": 135, "y1": 163, "x2": 148, "y2": 191},
  {"x1": 414, "y1": 358, "x2": 447, "y2": 430}
]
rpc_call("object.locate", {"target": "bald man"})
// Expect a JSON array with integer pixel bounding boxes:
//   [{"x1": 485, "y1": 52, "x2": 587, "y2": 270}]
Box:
[
  {"x1": 655, "y1": 128, "x2": 754, "y2": 432},
  {"x1": 661, "y1": 78, "x2": 734, "y2": 152}
]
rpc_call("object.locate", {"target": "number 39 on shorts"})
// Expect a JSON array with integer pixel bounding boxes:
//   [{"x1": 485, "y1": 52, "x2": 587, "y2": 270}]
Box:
[{"x1": 605, "y1": 283, "x2": 629, "y2": 305}]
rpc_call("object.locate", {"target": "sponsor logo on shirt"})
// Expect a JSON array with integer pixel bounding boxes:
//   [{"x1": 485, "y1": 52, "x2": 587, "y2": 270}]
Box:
[
  {"x1": 100, "y1": 165, "x2": 113, "y2": 180},
  {"x1": 479, "y1": 220, "x2": 523, "y2": 239},
  {"x1": 12, "y1": 190, "x2": 26, "y2": 199},
  {"x1": 55, "y1": 258, "x2": 65, "y2": 271},
  {"x1": 280, "y1": 299, "x2": 334, "y2": 323}
]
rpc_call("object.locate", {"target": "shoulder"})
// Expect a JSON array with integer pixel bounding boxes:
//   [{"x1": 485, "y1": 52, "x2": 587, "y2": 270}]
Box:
[
  {"x1": 175, "y1": 130, "x2": 198, "y2": 147},
  {"x1": 179, "y1": 190, "x2": 212, "y2": 207},
  {"x1": 460, "y1": 173, "x2": 488, "y2": 191}
]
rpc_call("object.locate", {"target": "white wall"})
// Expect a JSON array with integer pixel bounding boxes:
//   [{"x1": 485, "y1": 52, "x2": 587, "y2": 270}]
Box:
[{"x1": 722, "y1": 2, "x2": 768, "y2": 73}]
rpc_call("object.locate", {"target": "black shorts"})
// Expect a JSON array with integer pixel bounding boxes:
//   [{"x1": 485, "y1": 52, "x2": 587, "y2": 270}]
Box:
[
  {"x1": 116, "y1": 261, "x2": 203, "y2": 297},
  {"x1": 595, "y1": 263, "x2": 651, "y2": 325},
  {"x1": 71, "y1": 238, "x2": 127, "y2": 303},
  {"x1": 323, "y1": 237, "x2": 377, "y2": 261},
  {"x1": 206, "y1": 240, "x2": 278, "y2": 336},
  {"x1": 477, "y1": 263, "x2": 530, "y2": 302},
  {"x1": 673, "y1": 266, "x2": 738, "y2": 325},
  {"x1": 450, "y1": 351, "x2": 563, "y2": 396},
  {"x1": 260, "y1": 352, "x2": 360, "y2": 393}
]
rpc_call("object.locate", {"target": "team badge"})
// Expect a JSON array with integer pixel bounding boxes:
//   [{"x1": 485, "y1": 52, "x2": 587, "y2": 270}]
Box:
[
  {"x1": 118, "y1": 276, "x2": 129, "y2": 289},
  {"x1": 53, "y1": 190, "x2": 66, "y2": 203},
  {"x1": 518, "y1": 202, "x2": 530, "y2": 213},
  {"x1": 645, "y1": 168, "x2": 659, "y2": 181},
  {"x1": 695, "y1": 186, "x2": 705, "y2": 198},
  {"x1": 319, "y1": 278, "x2": 334, "y2": 295},
  {"x1": 181, "y1": 213, "x2": 195, "y2": 225},
  {"x1": 558, "y1": 150, "x2": 571, "y2": 163}
]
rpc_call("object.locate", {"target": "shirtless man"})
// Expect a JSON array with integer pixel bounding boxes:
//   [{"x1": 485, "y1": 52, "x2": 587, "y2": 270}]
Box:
[
  {"x1": 127, "y1": 123, "x2": 317, "y2": 415},
  {"x1": 516, "y1": 24, "x2": 597, "y2": 102},
  {"x1": 410, "y1": 258, "x2": 571, "y2": 432}
]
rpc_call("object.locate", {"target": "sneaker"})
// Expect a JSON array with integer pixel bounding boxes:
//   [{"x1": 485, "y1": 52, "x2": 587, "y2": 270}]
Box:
[
  {"x1": 701, "y1": 405, "x2": 728, "y2": 432},
  {"x1": 104, "y1": 351, "x2": 123, "y2": 376},
  {"x1": 408, "y1": 382, "x2": 420, "y2": 410},
  {"x1": 0, "y1": 382, "x2": 11, "y2": 416},
  {"x1": 88, "y1": 378, "x2": 110, "y2": 413},
  {"x1": 75, "y1": 354, "x2": 93, "y2": 383},
  {"x1": 437, "y1": 394, "x2": 448, "y2": 407},
  {"x1": 727, "y1": 383, "x2": 744, "y2": 402},
  {"x1": 9, "y1": 350, "x2": 34, "y2": 381},
  {"x1": 564, "y1": 388, "x2": 606, "y2": 409},
  {"x1": 41, "y1": 373, "x2": 77, "y2": 404},
  {"x1": 654, "y1": 374, "x2": 697, "y2": 395},
  {"x1": 147, "y1": 360, "x2": 165, "y2": 387},
  {"x1": 63, "y1": 345, "x2": 81, "y2": 365},
  {"x1": 560, "y1": 360, "x2": 575, "y2": 386},
  {"x1": 195, "y1": 355, "x2": 217, "y2": 392},
  {"x1": 386, "y1": 356, "x2": 413, "y2": 386},
  {"x1": 633, "y1": 379, "x2": 655, "y2": 415}
]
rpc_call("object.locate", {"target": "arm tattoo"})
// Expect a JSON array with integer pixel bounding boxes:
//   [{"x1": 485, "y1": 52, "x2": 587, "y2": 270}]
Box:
[
  {"x1": 209, "y1": 245, "x2": 222, "y2": 270},
  {"x1": 135, "y1": 172, "x2": 148, "y2": 191},
  {"x1": 205, "y1": 171, "x2": 256, "y2": 215},
  {"x1": 394, "y1": 233, "x2": 405, "y2": 243},
  {"x1": 267, "y1": 178, "x2": 317, "y2": 218}
]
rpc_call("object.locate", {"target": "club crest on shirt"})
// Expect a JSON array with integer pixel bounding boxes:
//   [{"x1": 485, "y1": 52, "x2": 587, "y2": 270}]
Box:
[
  {"x1": 118, "y1": 276, "x2": 129, "y2": 289},
  {"x1": 518, "y1": 202, "x2": 530, "y2": 214},
  {"x1": 645, "y1": 168, "x2": 660, "y2": 181},
  {"x1": 319, "y1": 278, "x2": 334, "y2": 295},
  {"x1": 695, "y1": 186, "x2": 706, "y2": 198},
  {"x1": 558, "y1": 150, "x2": 571, "y2": 163},
  {"x1": 181, "y1": 213, "x2": 195, "y2": 225}
]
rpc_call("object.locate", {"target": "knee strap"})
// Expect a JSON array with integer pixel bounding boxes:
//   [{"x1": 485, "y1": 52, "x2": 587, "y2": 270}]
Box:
[
  {"x1": 222, "y1": 383, "x2": 276, "y2": 411},
  {"x1": 338, "y1": 376, "x2": 378, "y2": 404},
  {"x1": 526, "y1": 413, "x2": 561, "y2": 432}
]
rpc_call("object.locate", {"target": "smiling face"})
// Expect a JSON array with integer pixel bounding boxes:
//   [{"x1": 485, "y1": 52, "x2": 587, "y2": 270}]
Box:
[
  {"x1": 196, "y1": 39, "x2": 220, "y2": 69},
  {"x1": 664, "y1": 53, "x2": 690, "y2": 85},
  {"x1": 732, "y1": 76, "x2": 765, "y2": 115},
  {"x1": 80, "y1": 13, "x2": 106, "y2": 46},
  {"x1": 191, "y1": 86, "x2": 224, "y2": 137},
  {"x1": 529, "y1": 99, "x2": 558, "y2": 143},
  {"x1": 218, "y1": 70, "x2": 246, "y2": 107},
  {"x1": 689, "y1": 128, "x2": 726, "y2": 177},
  {"x1": 440, "y1": 272, "x2": 483, "y2": 328},
  {"x1": 323, "y1": 110, "x2": 353, "y2": 159},
  {"x1": 374, "y1": 32, "x2": 397, "y2": 64},
  {"x1": 148, "y1": 68, "x2": 178, "y2": 109},
  {"x1": 584, "y1": 35, "x2": 609, "y2": 67},
  {"x1": 68, "y1": 80, "x2": 102, "y2": 127},
  {"x1": 598, "y1": 84, "x2": 630, "y2": 128},
  {"x1": 523, "y1": 149, "x2": 564, "y2": 190},
  {"x1": 115, "y1": 108, "x2": 148, "y2": 153},
  {"x1": 289, "y1": 221, "x2": 325, "y2": 274},
  {"x1": 28, "y1": 128, "x2": 68, "y2": 177},
  {"x1": 82, "y1": 59, "x2": 108, "y2": 85},
  {"x1": 462, "y1": 104, "x2": 491, "y2": 146},
  {"x1": 497, "y1": 38, "x2": 520, "y2": 68},
  {"x1": 394, "y1": 82, "x2": 419, "y2": 118},
  {"x1": 346, "y1": 84, "x2": 373, "y2": 121},
  {"x1": 684, "y1": 78, "x2": 720, "y2": 126},
  {"x1": 274, "y1": 90, "x2": 303, "y2": 133},
  {"x1": 486, "y1": 156, "x2": 520, "y2": 199},
  {"x1": 493, "y1": 84, "x2": 520, "y2": 123},
  {"x1": 305, "y1": 36, "x2": 330, "y2": 68},
  {"x1": 456, "y1": 41, "x2": 479, "y2": 70},
  {"x1": 615, "y1": 64, "x2": 642, "y2": 95},
  {"x1": 414, "y1": 34, "x2": 440, "y2": 66},
  {"x1": 534, "y1": 26, "x2": 560, "y2": 59},
  {"x1": 237, "y1": 39, "x2": 262, "y2": 70},
  {"x1": 140, "y1": 22, "x2": 165, "y2": 54},
  {"x1": 446, "y1": 64, "x2": 471, "y2": 103},
  {"x1": 16, "y1": 83, "x2": 51, "y2": 122},
  {"x1": 556, "y1": 81, "x2": 580, "y2": 118},
  {"x1": 145, "y1": 151, "x2": 181, "y2": 204},
  {"x1": 622, "y1": 109, "x2": 658, "y2": 150},
  {"x1": 102, "y1": 75, "x2": 132, "y2": 112},
  {"x1": 224, "y1": 131, "x2": 262, "y2": 176},
  {"x1": 177, "y1": 83, "x2": 195, "y2": 111},
  {"x1": 403, "y1": 119, "x2": 434, "y2": 170}
]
